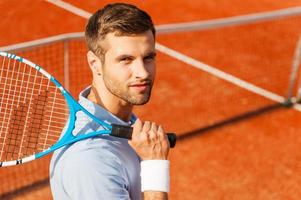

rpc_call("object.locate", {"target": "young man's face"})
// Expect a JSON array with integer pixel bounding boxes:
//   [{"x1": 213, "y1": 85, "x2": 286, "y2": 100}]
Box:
[{"x1": 99, "y1": 30, "x2": 156, "y2": 105}]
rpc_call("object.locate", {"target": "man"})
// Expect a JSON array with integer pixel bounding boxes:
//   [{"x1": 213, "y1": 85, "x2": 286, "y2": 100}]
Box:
[{"x1": 50, "y1": 3, "x2": 171, "y2": 200}]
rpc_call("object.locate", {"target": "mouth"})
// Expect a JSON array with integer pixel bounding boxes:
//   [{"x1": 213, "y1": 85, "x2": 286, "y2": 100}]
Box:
[{"x1": 129, "y1": 82, "x2": 151, "y2": 92}]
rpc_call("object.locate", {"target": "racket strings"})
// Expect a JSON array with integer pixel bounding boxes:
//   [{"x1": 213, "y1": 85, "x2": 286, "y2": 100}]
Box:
[{"x1": 0, "y1": 56, "x2": 69, "y2": 162}]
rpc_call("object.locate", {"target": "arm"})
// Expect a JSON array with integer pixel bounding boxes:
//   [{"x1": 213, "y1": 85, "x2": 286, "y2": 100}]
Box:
[
  {"x1": 143, "y1": 191, "x2": 168, "y2": 200},
  {"x1": 129, "y1": 119, "x2": 170, "y2": 200}
]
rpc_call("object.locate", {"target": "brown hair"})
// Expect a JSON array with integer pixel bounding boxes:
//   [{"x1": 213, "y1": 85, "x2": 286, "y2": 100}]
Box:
[{"x1": 85, "y1": 3, "x2": 155, "y2": 59}]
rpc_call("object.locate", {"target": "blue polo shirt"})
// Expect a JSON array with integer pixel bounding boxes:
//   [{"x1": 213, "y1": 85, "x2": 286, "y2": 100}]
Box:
[{"x1": 50, "y1": 86, "x2": 141, "y2": 200}]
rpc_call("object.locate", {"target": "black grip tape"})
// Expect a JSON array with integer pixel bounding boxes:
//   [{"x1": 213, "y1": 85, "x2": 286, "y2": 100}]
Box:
[
  {"x1": 111, "y1": 124, "x2": 133, "y2": 139},
  {"x1": 111, "y1": 124, "x2": 176, "y2": 148},
  {"x1": 167, "y1": 133, "x2": 177, "y2": 148}
]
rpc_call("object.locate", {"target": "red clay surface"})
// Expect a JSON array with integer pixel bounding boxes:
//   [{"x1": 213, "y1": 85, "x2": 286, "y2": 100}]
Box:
[{"x1": 1, "y1": 1, "x2": 301, "y2": 200}]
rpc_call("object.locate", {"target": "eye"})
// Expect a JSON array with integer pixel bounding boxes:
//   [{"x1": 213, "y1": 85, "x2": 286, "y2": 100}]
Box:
[
  {"x1": 119, "y1": 57, "x2": 133, "y2": 64},
  {"x1": 144, "y1": 54, "x2": 156, "y2": 62}
]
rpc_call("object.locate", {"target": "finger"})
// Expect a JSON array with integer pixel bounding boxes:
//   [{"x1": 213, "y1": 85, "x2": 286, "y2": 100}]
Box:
[
  {"x1": 157, "y1": 125, "x2": 165, "y2": 139},
  {"x1": 133, "y1": 118, "x2": 142, "y2": 128},
  {"x1": 151, "y1": 122, "x2": 158, "y2": 132},
  {"x1": 158, "y1": 125, "x2": 169, "y2": 147},
  {"x1": 133, "y1": 118, "x2": 143, "y2": 134},
  {"x1": 142, "y1": 121, "x2": 151, "y2": 133},
  {"x1": 149, "y1": 122, "x2": 158, "y2": 140},
  {"x1": 129, "y1": 119, "x2": 143, "y2": 144}
]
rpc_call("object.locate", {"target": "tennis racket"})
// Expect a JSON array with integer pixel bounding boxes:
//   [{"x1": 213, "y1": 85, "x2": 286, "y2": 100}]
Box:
[{"x1": 0, "y1": 51, "x2": 176, "y2": 167}]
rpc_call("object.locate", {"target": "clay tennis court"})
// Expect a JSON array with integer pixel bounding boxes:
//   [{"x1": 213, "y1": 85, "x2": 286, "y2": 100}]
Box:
[{"x1": 1, "y1": 0, "x2": 301, "y2": 199}]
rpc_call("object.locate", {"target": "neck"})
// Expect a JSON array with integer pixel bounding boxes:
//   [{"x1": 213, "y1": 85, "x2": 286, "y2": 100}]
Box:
[{"x1": 87, "y1": 84, "x2": 133, "y2": 122}]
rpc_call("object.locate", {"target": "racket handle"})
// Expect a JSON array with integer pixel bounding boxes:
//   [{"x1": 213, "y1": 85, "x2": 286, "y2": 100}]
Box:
[{"x1": 111, "y1": 124, "x2": 176, "y2": 148}]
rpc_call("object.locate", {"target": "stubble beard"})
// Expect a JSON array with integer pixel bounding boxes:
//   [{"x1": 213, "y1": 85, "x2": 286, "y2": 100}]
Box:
[{"x1": 103, "y1": 76, "x2": 153, "y2": 105}]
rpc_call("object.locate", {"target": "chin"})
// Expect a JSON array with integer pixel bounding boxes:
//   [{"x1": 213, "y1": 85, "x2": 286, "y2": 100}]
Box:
[
  {"x1": 129, "y1": 95, "x2": 151, "y2": 105},
  {"x1": 132, "y1": 101, "x2": 149, "y2": 106}
]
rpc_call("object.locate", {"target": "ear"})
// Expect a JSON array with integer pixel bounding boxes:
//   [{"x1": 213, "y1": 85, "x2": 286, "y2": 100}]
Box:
[{"x1": 87, "y1": 51, "x2": 103, "y2": 76}]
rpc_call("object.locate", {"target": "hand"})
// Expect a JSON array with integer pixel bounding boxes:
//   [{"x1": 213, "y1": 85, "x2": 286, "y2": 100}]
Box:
[{"x1": 128, "y1": 119, "x2": 170, "y2": 160}]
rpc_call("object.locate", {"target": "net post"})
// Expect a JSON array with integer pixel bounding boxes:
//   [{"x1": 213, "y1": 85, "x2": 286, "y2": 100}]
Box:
[{"x1": 286, "y1": 34, "x2": 301, "y2": 103}]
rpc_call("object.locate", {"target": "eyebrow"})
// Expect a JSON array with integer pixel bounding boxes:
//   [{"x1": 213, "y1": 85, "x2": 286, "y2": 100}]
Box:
[
  {"x1": 115, "y1": 51, "x2": 156, "y2": 60},
  {"x1": 115, "y1": 54, "x2": 135, "y2": 60}
]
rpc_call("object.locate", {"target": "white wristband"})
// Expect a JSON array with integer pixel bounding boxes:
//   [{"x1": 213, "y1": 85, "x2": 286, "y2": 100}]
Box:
[{"x1": 140, "y1": 160, "x2": 170, "y2": 192}]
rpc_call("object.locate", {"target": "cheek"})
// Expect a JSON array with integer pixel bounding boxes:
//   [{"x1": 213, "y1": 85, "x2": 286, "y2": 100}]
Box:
[
  {"x1": 153, "y1": 64, "x2": 156, "y2": 75},
  {"x1": 104, "y1": 65, "x2": 132, "y2": 84},
  {"x1": 148, "y1": 63, "x2": 156, "y2": 79}
]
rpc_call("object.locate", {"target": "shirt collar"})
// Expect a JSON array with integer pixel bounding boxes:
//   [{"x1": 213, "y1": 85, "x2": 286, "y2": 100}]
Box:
[{"x1": 78, "y1": 86, "x2": 136, "y2": 126}]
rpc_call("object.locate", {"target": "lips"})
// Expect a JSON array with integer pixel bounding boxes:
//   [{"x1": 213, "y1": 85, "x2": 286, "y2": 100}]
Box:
[{"x1": 129, "y1": 82, "x2": 151, "y2": 92}]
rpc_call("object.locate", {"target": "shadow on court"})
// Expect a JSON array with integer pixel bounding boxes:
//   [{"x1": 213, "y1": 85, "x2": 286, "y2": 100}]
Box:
[{"x1": 177, "y1": 101, "x2": 292, "y2": 142}]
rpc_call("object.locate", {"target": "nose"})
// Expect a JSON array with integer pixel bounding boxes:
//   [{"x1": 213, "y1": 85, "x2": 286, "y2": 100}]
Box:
[{"x1": 133, "y1": 59, "x2": 150, "y2": 79}]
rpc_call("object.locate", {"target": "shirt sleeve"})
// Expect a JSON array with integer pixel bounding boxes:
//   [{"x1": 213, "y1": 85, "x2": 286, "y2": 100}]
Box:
[{"x1": 61, "y1": 150, "x2": 131, "y2": 200}]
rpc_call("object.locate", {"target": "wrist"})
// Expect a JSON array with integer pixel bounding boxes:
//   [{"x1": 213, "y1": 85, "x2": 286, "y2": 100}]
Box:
[
  {"x1": 140, "y1": 160, "x2": 170, "y2": 193},
  {"x1": 141, "y1": 156, "x2": 168, "y2": 161}
]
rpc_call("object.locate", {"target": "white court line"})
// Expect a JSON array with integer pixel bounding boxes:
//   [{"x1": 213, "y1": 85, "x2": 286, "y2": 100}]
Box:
[
  {"x1": 43, "y1": 0, "x2": 301, "y2": 112},
  {"x1": 45, "y1": 0, "x2": 91, "y2": 19}
]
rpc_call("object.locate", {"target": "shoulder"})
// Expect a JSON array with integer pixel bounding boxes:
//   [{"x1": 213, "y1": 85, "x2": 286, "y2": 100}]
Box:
[
  {"x1": 62, "y1": 144, "x2": 126, "y2": 181},
  {"x1": 50, "y1": 136, "x2": 139, "y2": 178},
  {"x1": 51, "y1": 137, "x2": 126, "y2": 172}
]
